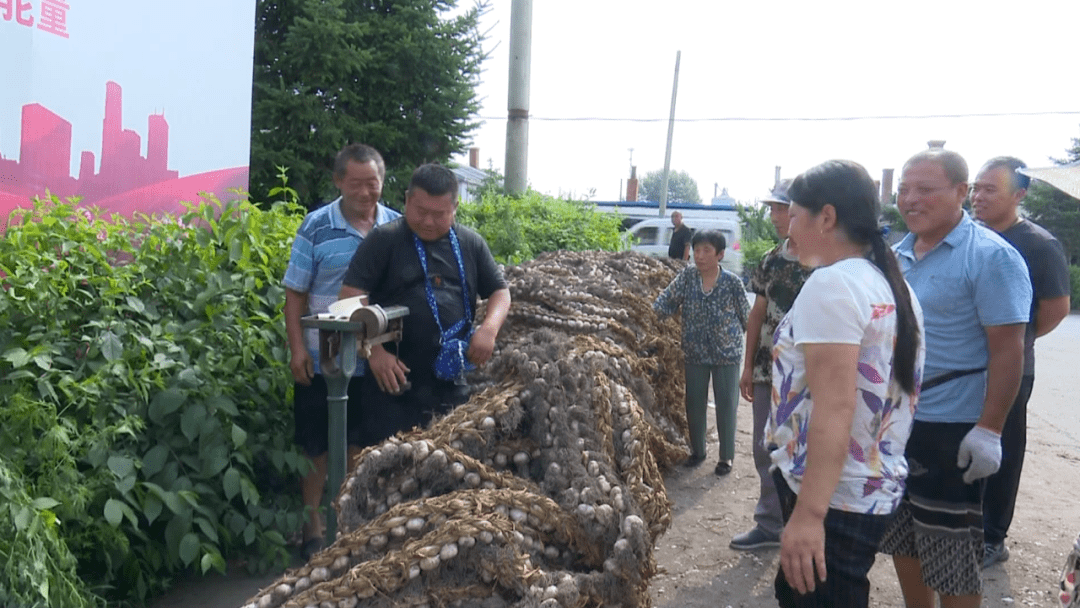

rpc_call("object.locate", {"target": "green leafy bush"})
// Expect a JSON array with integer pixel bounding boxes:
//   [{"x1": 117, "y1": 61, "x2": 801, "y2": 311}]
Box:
[
  {"x1": 0, "y1": 456, "x2": 100, "y2": 608},
  {"x1": 736, "y1": 202, "x2": 778, "y2": 244},
  {"x1": 740, "y1": 238, "x2": 777, "y2": 275},
  {"x1": 0, "y1": 194, "x2": 308, "y2": 605},
  {"x1": 735, "y1": 203, "x2": 779, "y2": 277},
  {"x1": 880, "y1": 204, "x2": 907, "y2": 237},
  {"x1": 456, "y1": 189, "x2": 627, "y2": 264}
]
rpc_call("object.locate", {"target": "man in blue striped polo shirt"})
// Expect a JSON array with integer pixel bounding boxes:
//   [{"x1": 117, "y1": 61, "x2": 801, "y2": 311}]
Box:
[{"x1": 283, "y1": 143, "x2": 400, "y2": 558}]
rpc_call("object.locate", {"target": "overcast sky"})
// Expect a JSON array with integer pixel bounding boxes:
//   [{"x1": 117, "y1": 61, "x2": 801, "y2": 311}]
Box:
[{"x1": 451, "y1": 0, "x2": 1080, "y2": 204}]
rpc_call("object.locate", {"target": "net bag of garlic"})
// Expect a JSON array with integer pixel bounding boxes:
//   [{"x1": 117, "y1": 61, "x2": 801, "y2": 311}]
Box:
[{"x1": 242, "y1": 251, "x2": 695, "y2": 608}]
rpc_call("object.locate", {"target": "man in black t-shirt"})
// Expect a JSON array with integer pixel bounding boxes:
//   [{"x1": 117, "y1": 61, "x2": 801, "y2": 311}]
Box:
[
  {"x1": 340, "y1": 164, "x2": 511, "y2": 445},
  {"x1": 972, "y1": 156, "x2": 1072, "y2": 569},
  {"x1": 668, "y1": 211, "x2": 692, "y2": 260}
]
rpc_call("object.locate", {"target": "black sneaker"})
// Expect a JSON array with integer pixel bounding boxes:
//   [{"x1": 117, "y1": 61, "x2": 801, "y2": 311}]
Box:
[
  {"x1": 714, "y1": 460, "x2": 732, "y2": 476},
  {"x1": 981, "y1": 542, "x2": 1009, "y2": 569},
  {"x1": 730, "y1": 527, "x2": 781, "y2": 550}
]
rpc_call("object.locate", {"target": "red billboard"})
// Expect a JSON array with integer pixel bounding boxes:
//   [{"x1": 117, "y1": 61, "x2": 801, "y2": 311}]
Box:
[{"x1": 1, "y1": 1, "x2": 255, "y2": 226}]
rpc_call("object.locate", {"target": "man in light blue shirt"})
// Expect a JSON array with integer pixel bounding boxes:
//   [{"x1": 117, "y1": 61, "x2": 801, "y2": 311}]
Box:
[
  {"x1": 283, "y1": 143, "x2": 400, "y2": 558},
  {"x1": 880, "y1": 149, "x2": 1031, "y2": 608}
]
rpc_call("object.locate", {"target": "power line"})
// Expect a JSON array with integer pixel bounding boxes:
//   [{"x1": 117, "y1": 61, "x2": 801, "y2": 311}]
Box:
[{"x1": 476, "y1": 110, "x2": 1080, "y2": 123}]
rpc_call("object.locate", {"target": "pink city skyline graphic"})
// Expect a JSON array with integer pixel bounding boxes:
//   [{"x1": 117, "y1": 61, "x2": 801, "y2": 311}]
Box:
[{"x1": 0, "y1": 81, "x2": 248, "y2": 226}]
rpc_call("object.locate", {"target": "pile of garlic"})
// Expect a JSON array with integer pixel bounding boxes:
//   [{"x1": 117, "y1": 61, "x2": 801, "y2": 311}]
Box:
[{"x1": 243, "y1": 252, "x2": 691, "y2": 608}]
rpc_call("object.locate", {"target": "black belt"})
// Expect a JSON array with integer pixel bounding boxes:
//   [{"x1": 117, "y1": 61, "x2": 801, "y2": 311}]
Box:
[{"x1": 921, "y1": 368, "x2": 985, "y2": 391}]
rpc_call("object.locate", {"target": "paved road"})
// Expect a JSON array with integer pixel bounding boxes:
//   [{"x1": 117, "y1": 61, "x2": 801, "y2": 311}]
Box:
[{"x1": 1028, "y1": 312, "x2": 1080, "y2": 444}]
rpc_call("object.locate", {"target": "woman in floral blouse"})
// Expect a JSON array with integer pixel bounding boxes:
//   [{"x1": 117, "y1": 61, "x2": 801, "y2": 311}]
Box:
[
  {"x1": 766, "y1": 160, "x2": 925, "y2": 608},
  {"x1": 654, "y1": 229, "x2": 750, "y2": 475}
]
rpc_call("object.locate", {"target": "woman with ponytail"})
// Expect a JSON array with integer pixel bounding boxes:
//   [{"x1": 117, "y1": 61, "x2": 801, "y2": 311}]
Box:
[{"x1": 765, "y1": 160, "x2": 925, "y2": 607}]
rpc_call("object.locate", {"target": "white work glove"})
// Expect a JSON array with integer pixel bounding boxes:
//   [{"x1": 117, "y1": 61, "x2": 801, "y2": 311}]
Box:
[{"x1": 956, "y1": 426, "x2": 1002, "y2": 484}]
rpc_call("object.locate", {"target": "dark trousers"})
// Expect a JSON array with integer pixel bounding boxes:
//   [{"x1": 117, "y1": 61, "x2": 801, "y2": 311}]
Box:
[
  {"x1": 293, "y1": 375, "x2": 365, "y2": 457},
  {"x1": 772, "y1": 470, "x2": 894, "y2": 608},
  {"x1": 684, "y1": 363, "x2": 740, "y2": 460},
  {"x1": 358, "y1": 372, "x2": 468, "y2": 446},
  {"x1": 983, "y1": 374, "x2": 1034, "y2": 546}
]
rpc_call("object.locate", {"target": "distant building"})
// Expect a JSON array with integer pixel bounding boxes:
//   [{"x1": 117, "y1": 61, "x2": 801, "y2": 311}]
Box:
[
  {"x1": 711, "y1": 187, "x2": 736, "y2": 207},
  {"x1": 451, "y1": 147, "x2": 488, "y2": 203},
  {"x1": 451, "y1": 165, "x2": 487, "y2": 203}
]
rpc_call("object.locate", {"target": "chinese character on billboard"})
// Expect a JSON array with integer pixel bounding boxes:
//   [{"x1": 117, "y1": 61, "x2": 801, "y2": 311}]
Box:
[{"x1": 1, "y1": 1, "x2": 255, "y2": 227}]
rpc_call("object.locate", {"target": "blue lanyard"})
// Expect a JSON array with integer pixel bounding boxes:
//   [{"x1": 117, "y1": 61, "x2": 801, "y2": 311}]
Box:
[{"x1": 411, "y1": 228, "x2": 471, "y2": 341}]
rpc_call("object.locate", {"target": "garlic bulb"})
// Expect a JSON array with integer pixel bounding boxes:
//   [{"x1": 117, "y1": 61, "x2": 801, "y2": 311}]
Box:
[
  {"x1": 439, "y1": 542, "x2": 459, "y2": 561},
  {"x1": 450, "y1": 462, "x2": 466, "y2": 479}
]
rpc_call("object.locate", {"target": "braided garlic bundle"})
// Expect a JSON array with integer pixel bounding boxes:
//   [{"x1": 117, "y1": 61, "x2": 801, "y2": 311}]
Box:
[{"x1": 243, "y1": 252, "x2": 689, "y2": 608}]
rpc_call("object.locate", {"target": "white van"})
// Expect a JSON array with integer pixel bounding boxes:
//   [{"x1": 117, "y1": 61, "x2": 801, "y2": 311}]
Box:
[{"x1": 628, "y1": 217, "x2": 743, "y2": 276}]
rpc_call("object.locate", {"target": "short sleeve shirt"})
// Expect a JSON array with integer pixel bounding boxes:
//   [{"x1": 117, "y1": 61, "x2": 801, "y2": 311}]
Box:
[
  {"x1": 341, "y1": 219, "x2": 507, "y2": 381},
  {"x1": 767, "y1": 258, "x2": 925, "y2": 515},
  {"x1": 997, "y1": 219, "x2": 1071, "y2": 376},
  {"x1": 653, "y1": 266, "x2": 750, "y2": 366},
  {"x1": 893, "y1": 212, "x2": 1031, "y2": 423},
  {"x1": 282, "y1": 198, "x2": 401, "y2": 374},
  {"x1": 748, "y1": 239, "x2": 813, "y2": 383},
  {"x1": 668, "y1": 225, "x2": 692, "y2": 259}
]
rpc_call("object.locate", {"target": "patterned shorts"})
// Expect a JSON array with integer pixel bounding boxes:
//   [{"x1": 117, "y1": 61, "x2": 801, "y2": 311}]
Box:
[{"x1": 879, "y1": 421, "x2": 984, "y2": 597}]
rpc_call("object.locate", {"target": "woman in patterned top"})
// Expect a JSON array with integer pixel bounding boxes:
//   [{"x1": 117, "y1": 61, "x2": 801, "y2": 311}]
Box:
[
  {"x1": 766, "y1": 160, "x2": 925, "y2": 608},
  {"x1": 654, "y1": 230, "x2": 750, "y2": 475}
]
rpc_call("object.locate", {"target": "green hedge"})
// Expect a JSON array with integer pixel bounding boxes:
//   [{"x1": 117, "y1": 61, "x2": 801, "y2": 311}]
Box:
[
  {"x1": 0, "y1": 457, "x2": 91, "y2": 608},
  {"x1": 0, "y1": 195, "x2": 307, "y2": 606},
  {"x1": 740, "y1": 238, "x2": 776, "y2": 278},
  {"x1": 735, "y1": 203, "x2": 779, "y2": 279},
  {"x1": 0, "y1": 184, "x2": 630, "y2": 606},
  {"x1": 456, "y1": 190, "x2": 627, "y2": 264}
]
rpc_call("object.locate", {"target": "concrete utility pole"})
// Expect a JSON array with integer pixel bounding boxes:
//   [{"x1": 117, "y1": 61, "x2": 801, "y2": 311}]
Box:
[
  {"x1": 658, "y1": 51, "x2": 680, "y2": 217},
  {"x1": 504, "y1": 0, "x2": 533, "y2": 196}
]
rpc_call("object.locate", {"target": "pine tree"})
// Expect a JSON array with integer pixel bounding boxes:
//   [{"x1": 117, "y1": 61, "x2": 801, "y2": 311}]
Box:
[
  {"x1": 1022, "y1": 128, "x2": 1080, "y2": 264},
  {"x1": 250, "y1": 0, "x2": 487, "y2": 207}
]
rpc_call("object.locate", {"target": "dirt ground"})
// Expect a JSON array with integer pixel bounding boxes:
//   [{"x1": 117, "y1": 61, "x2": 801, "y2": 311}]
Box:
[
  {"x1": 155, "y1": 394, "x2": 1077, "y2": 608},
  {"x1": 649, "y1": 393, "x2": 1078, "y2": 608}
]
